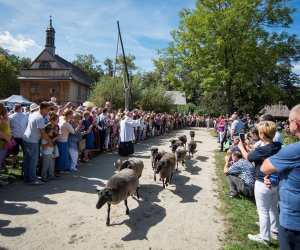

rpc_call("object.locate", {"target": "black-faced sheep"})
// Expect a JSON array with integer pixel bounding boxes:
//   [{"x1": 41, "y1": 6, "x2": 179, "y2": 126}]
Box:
[
  {"x1": 188, "y1": 139, "x2": 197, "y2": 158},
  {"x1": 170, "y1": 140, "x2": 184, "y2": 153},
  {"x1": 150, "y1": 146, "x2": 159, "y2": 169},
  {"x1": 175, "y1": 146, "x2": 187, "y2": 170},
  {"x1": 114, "y1": 159, "x2": 144, "y2": 179},
  {"x1": 155, "y1": 153, "x2": 176, "y2": 189},
  {"x1": 189, "y1": 131, "x2": 195, "y2": 140},
  {"x1": 96, "y1": 168, "x2": 139, "y2": 226},
  {"x1": 153, "y1": 151, "x2": 167, "y2": 181},
  {"x1": 178, "y1": 135, "x2": 187, "y2": 149}
]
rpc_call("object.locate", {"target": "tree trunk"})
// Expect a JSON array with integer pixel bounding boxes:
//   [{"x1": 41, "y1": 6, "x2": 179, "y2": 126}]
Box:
[{"x1": 225, "y1": 78, "x2": 233, "y2": 115}]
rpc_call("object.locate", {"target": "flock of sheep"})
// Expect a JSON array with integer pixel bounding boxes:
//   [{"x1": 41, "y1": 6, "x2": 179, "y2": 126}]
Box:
[{"x1": 96, "y1": 131, "x2": 197, "y2": 226}]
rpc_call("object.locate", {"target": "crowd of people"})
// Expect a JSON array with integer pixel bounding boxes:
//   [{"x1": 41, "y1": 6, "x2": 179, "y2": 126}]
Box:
[
  {"x1": 0, "y1": 97, "x2": 212, "y2": 186},
  {"x1": 217, "y1": 107, "x2": 299, "y2": 249}
]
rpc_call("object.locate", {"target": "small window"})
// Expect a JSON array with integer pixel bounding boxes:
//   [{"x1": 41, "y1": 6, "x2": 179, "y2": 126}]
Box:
[
  {"x1": 31, "y1": 84, "x2": 38, "y2": 93},
  {"x1": 39, "y1": 61, "x2": 52, "y2": 69},
  {"x1": 50, "y1": 84, "x2": 57, "y2": 94}
]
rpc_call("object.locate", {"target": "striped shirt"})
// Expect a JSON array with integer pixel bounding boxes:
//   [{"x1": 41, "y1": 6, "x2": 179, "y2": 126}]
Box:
[{"x1": 227, "y1": 159, "x2": 255, "y2": 186}]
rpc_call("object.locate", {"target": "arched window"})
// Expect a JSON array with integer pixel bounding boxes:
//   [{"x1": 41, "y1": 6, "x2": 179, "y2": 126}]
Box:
[{"x1": 39, "y1": 61, "x2": 52, "y2": 69}]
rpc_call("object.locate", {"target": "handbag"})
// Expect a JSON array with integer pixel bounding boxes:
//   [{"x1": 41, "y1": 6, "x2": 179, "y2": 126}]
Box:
[{"x1": 4, "y1": 138, "x2": 17, "y2": 150}]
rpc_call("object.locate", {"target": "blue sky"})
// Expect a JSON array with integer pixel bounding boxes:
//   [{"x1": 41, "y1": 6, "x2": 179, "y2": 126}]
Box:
[{"x1": 0, "y1": 0, "x2": 299, "y2": 73}]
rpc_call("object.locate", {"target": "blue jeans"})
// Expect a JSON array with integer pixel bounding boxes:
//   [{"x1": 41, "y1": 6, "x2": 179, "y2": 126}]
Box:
[
  {"x1": 23, "y1": 140, "x2": 40, "y2": 182},
  {"x1": 279, "y1": 225, "x2": 300, "y2": 250},
  {"x1": 0, "y1": 148, "x2": 8, "y2": 170}
]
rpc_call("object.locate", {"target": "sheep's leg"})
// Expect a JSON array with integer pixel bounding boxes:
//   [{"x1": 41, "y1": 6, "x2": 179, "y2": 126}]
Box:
[
  {"x1": 176, "y1": 161, "x2": 179, "y2": 171},
  {"x1": 136, "y1": 187, "x2": 140, "y2": 199},
  {"x1": 125, "y1": 199, "x2": 129, "y2": 215},
  {"x1": 169, "y1": 173, "x2": 173, "y2": 184},
  {"x1": 162, "y1": 178, "x2": 165, "y2": 189},
  {"x1": 106, "y1": 203, "x2": 111, "y2": 226},
  {"x1": 154, "y1": 171, "x2": 156, "y2": 181}
]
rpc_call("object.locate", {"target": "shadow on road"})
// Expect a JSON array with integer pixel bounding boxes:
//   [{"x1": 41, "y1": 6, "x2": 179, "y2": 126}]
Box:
[{"x1": 0, "y1": 220, "x2": 26, "y2": 237}]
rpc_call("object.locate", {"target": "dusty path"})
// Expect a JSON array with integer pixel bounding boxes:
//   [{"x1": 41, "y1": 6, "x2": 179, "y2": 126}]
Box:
[{"x1": 0, "y1": 128, "x2": 224, "y2": 250}]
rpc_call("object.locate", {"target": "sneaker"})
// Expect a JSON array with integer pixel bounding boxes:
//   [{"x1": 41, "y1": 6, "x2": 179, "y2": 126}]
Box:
[
  {"x1": 70, "y1": 168, "x2": 78, "y2": 172},
  {"x1": 47, "y1": 176, "x2": 59, "y2": 180},
  {"x1": 248, "y1": 234, "x2": 270, "y2": 245},
  {"x1": 227, "y1": 193, "x2": 240, "y2": 199},
  {"x1": 40, "y1": 178, "x2": 49, "y2": 182},
  {"x1": 29, "y1": 181, "x2": 45, "y2": 186},
  {"x1": 271, "y1": 231, "x2": 278, "y2": 240}
]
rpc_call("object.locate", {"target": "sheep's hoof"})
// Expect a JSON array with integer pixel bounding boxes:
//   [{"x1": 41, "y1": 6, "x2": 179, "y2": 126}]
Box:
[
  {"x1": 106, "y1": 220, "x2": 110, "y2": 226},
  {"x1": 126, "y1": 209, "x2": 129, "y2": 215}
]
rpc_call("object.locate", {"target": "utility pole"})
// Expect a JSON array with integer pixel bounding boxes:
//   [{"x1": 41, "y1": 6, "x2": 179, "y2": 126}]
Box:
[{"x1": 117, "y1": 21, "x2": 130, "y2": 110}]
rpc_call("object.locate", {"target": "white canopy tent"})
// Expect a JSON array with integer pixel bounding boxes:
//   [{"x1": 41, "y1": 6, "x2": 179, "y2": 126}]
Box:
[
  {"x1": 1, "y1": 95, "x2": 33, "y2": 105},
  {"x1": 165, "y1": 91, "x2": 187, "y2": 105}
]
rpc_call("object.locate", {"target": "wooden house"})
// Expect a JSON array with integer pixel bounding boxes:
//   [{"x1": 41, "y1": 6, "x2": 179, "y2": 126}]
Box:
[{"x1": 18, "y1": 18, "x2": 93, "y2": 105}]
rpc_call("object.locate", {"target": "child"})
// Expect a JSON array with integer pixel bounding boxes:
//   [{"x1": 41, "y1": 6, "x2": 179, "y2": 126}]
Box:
[{"x1": 41, "y1": 125, "x2": 55, "y2": 182}]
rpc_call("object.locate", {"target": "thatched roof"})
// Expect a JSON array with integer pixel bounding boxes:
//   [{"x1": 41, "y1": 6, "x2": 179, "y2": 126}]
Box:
[{"x1": 258, "y1": 102, "x2": 290, "y2": 118}]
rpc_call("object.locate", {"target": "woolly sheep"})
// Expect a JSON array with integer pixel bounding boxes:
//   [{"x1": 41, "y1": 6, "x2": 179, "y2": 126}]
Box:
[
  {"x1": 150, "y1": 146, "x2": 159, "y2": 170},
  {"x1": 188, "y1": 139, "x2": 197, "y2": 158},
  {"x1": 175, "y1": 146, "x2": 187, "y2": 170},
  {"x1": 189, "y1": 131, "x2": 195, "y2": 140},
  {"x1": 155, "y1": 152, "x2": 176, "y2": 189},
  {"x1": 170, "y1": 140, "x2": 184, "y2": 153},
  {"x1": 153, "y1": 151, "x2": 167, "y2": 181},
  {"x1": 178, "y1": 135, "x2": 187, "y2": 149},
  {"x1": 114, "y1": 159, "x2": 144, "y2": 179},
  {"x1": 96, "y1": 168, "x2": 139, "y2": 226}
]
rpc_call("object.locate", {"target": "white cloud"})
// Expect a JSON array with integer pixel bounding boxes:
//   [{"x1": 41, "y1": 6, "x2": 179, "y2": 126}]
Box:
[
  {"x1": 293, "y1": 63, "x2": 300, "y2": 74},
  {"x1": 0, "y1": 31, "x2": 38, "y2": 53}
]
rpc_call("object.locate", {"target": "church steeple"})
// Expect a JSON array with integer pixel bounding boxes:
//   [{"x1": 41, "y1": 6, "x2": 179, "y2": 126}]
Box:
[{"x1": 45, "y1": 15, "x2": 56, "y2": 56}]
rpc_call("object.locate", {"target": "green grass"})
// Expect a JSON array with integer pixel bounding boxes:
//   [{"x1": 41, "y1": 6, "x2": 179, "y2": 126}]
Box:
[
  {"x1": 214, "y1": 151, "x2": 279, "y2": 250},
  {"x1": 0, "y1": 152, "x2": 23, "y2": 182}
]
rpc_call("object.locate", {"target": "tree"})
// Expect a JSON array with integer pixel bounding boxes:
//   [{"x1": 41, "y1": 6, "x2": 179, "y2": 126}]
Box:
[
  {"x1": 88, "y1": 73, "x2": 174, "y2": 112},
  {"x1": 0, "y1": 54, "x2": 19, "y2": 98},
  {"x1": 0, "y1": 47, "x2": 32, "y2": 99},
  {"x1": 72, "y1": 54, "x2": 104, "y2": 82},
  {"x1": 155, "y1": 0, "x2": 300, "y2": 114},
  {"x1": 103, "y1": 57, "x2": 114, "y2": 77}
]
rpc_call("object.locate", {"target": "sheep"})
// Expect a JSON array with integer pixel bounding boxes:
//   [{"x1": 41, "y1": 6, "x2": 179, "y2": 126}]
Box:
[
  {"x1": 96, "y1": 168, "x2": 139, "y2": 226},
  {"x1": 114, "y1": 159, "x2": 144, "y2": 179},
  {"x1": 150, "y1": 146, "x2": 159, "y2": 169},
  {"x1": 188, "y1": 139, "x2": 197, "y2": 158},
  {"x1": 170, "y1": 140, "x2": 184, "y2": 153},
  {"x1": 175, "y1": 146, "x2": 187, "y2": 170},
  {"x1": 178, "y1": 135, "x2": 187, "y2": 149},
  {"x1": 155, "y1": 153, "x2": 176, "y2": 189},
  {"x1": 153, "y1": 151, "x2": 167, "y2": 181},
  {"x1": 189, "y1": 131, "x2": 195, "y2": 140}
]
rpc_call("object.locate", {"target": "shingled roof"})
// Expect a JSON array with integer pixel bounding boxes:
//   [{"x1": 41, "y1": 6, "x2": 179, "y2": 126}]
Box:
[
  {"x1": 55, "y1": 55, "x2": 94, "y2": 86},
  {"x1": 258, "y1": 102, "x2": 290, "y2": 118}
]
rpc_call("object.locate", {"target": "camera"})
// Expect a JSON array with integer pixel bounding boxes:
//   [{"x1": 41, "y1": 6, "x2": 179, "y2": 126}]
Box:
[{"x1": 239, "y1": 133, "x2": 245, "y2": 142}]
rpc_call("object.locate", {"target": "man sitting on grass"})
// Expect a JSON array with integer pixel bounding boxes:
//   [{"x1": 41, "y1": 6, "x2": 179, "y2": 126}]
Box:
[{"x1": 224, "y1": 150, "x2": 255, "y2": 199}]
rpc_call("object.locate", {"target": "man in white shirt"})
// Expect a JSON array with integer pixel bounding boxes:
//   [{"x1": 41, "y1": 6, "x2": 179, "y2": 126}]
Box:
[
  {"x1": 9, "y1": 104, "x2": 28, "y2": 168},
  {"x1": 118, "y1": 110, "x2": 141, "y2": 156}
]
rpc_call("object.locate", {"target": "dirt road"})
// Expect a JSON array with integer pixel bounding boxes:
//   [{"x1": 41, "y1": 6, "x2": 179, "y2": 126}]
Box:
[{"x1": 0, "y1": 128, "x2": 224, "y2": 250}]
